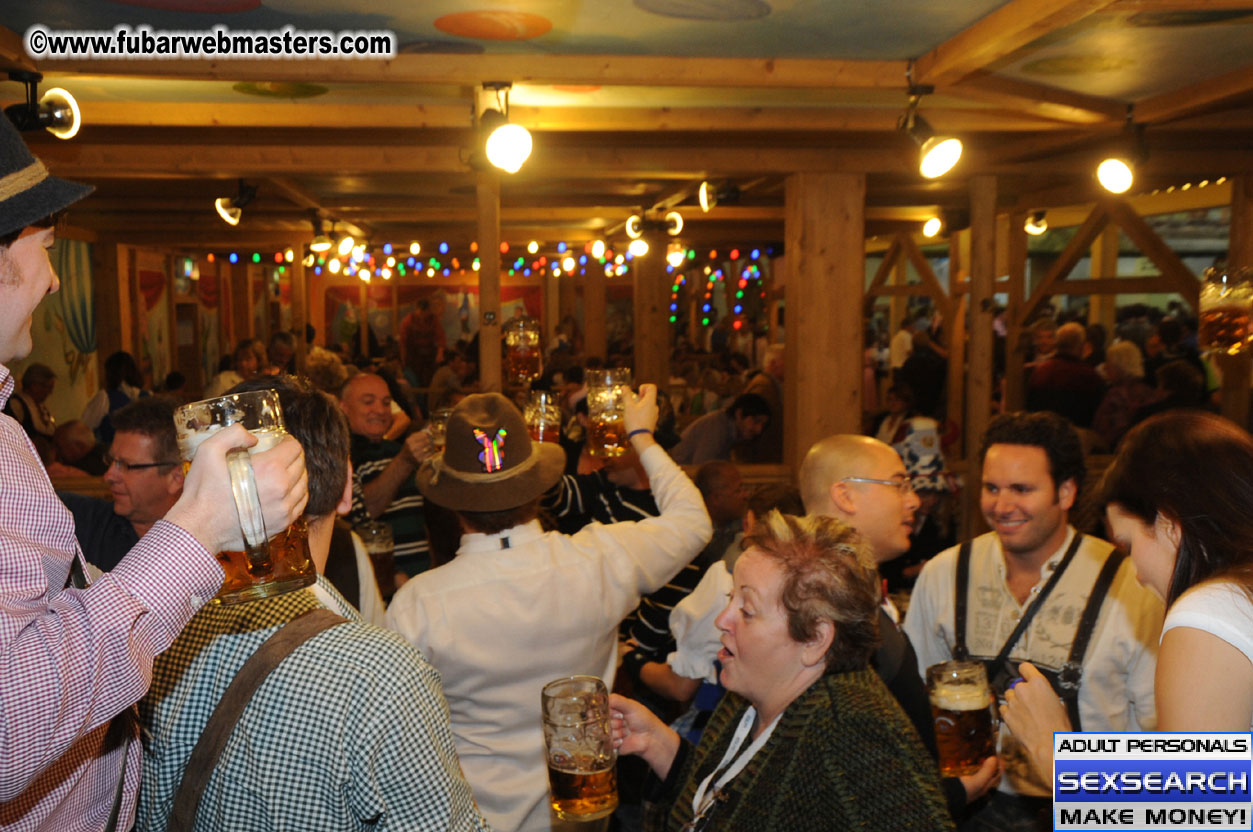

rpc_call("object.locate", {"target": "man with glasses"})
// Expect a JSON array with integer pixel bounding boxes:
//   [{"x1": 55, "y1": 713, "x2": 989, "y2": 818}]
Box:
[
  {"x1": 60, "y1": 397, "x2": 185, "y2": 571},
  {"x1": 903, "y1": 412, "x2": 1162, "y2": 831}
]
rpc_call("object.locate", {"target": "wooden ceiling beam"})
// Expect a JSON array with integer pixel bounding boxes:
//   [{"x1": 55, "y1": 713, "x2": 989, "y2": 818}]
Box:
[
  {"x1": 940, "y1": 72, "x2": 1126, "y2": 124},
  {"x1": 39, "y1": 51, "x2": 905, "y2": 90},
  {"x1": 1107, "y1": 0, "x2": 1253, "y2": 9},
  {"x1": 914, "y1": 0, "x2": 1120, "y2": 88},
  {"x1": 73, "y1": 99, "x2": 1070, "y2": 133},
  {"x1": 0, "y1": 26, "x2": 35, "y2": 73},
  {"x1": 1136, "y1": 63, "x2": 1253, "y2": 124}
]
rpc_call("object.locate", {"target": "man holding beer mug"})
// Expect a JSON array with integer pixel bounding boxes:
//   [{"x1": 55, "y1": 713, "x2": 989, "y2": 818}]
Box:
[
  {"x1": 904, "y1": 412, "x2": 1163, "y2": 831},
  {"x1": 0, "y1": 116, "x2": 308, "y2": 832},
  {"x1": 387, "y1": 386, "x2": 711, "y2": 832}
]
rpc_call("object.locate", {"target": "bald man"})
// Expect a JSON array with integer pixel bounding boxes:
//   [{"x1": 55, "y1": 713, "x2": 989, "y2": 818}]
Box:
[{"x1": 799, "y1": 435, "x2": 998, "y2": 815}]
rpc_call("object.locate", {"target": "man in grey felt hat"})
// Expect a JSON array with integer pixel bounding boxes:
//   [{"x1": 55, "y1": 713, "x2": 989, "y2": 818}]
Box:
[
  {"x1": 387, "y1": 385, "x2": 712, "y2": 832},
  {"x1": 0, "y1": 116, "x2": 309, "y2": 830}
]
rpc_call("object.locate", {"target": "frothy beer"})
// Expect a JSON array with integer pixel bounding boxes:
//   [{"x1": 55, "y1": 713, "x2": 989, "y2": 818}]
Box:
[
  {"x1": 547, "y1": 761, "x2": 618, "y2": 821},
  {"x1": 930, "y1": 684, "x2": 996, "y2": 777}
]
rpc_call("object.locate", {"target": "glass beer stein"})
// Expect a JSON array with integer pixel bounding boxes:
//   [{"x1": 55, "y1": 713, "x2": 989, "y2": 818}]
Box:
[
  {"x1": 174, "y1": 390, "x2": 315, "y2": 605},
  {"x1": 525, "y1": 391, "x2": 563, "y2": 444},
  {"x1": 585, "y1": 368, "x2": 631, "y2": 458},
  {"x1": 926, "y1": 661, "x2": 998, "y2": 777},
  {"x1": 1199, "y1": 265, "x2": 1253, "y2": 356},
  {"x1": 504, "y1": 315, "x2": 543, "y2": 386},
  {"x1": 542, "y1": 676, "x2": 618, "y2": 822}
]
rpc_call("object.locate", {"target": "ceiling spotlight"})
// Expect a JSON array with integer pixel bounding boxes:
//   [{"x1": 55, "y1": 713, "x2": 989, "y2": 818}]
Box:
[
  {"x1": 625, "y1": 215, "x2": 643, "y2": 240},
  {"x1": 480, "y1": 82, "x2": 532, "y2": 174},
  {"x1": 310, "y1": 215, "x2": 333, "y2": 252},
  {"x1": 1097, "y1": 109, "x2": 1146, "y2": 195},
  {"x1": 214, "y1": 179, "x2": 256, "y2": 226},
  {"x1": 699, "y1": 181, "x2": 715, "y2": 213},
  {"x1": 922, "y1": 217, "x2": 942, "y2": 238},
  {"x1": 664, "y1": 211, "x2": 684, "y2": 236},
  {"x1": 628, "y1": 238, "x2": 650, "y2": 257},
  {"x1": 1024, "y1": 211, "x2": 1048, "y2": 236},
  {"x1": 898, "y1": 83, "x2": 962, "y2": 179},
  {"x1": 697, "y1": 180, "x2": 741, "y2": 213},
  {"x1": 4, "y1": 71, "x2": 81, "y2": 140},
  {"x1": 337, "y1": 234, "x2": 356, "y2": 257}
]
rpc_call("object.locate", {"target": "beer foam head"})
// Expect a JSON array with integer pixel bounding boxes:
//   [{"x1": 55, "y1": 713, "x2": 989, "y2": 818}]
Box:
[{"x1": 930, "y1": 684, "x2": 990, "y2": 711}]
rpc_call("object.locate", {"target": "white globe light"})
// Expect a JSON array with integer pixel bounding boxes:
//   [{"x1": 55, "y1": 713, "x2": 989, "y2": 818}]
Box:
[
  {"x1": 485, "y1": 123, "x2": 533, "y2": 174},
  {"x1": 628, "y1": 238, "x2": 650, "y2": 257},
  {"x1": 1097, "y1": 158, "x2": 1134, "y2": 194},
  {"x1": 922, "y1": 217, "x2": 942, "y2": 238}
]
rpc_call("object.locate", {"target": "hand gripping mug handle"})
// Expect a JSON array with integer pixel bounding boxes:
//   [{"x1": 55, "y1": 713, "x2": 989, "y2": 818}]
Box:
[{"x1": 226, "y1": 447, "x2": 271, "y2": 569}]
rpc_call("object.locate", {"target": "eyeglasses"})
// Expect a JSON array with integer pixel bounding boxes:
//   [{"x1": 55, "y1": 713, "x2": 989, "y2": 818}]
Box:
[
  {"x1": 841, "y1": 475, "x2": 917, "y2": 495},
  {"x1": 104, "y1": 454, "x2": 180, "y2": 473}
]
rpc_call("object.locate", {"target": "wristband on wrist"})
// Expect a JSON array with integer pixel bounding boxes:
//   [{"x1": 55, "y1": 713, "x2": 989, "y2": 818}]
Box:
[
  {"x1": 621, "y1": 648, "x2": 650, "y2": 684},
  {"x1": 628, "y1": 428, "x2": 653, "y2": 439}
]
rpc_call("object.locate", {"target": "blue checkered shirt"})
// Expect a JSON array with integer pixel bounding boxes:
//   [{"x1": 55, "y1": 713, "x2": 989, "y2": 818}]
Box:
[{"x1": 134, "y1": 576, "x2": 490, "y2": 831}]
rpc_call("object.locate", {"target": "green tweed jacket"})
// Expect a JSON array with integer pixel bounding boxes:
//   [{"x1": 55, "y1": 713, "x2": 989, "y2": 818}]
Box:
[{"x1": 648, "y1": 667, "x2": 955, "y2": 831}]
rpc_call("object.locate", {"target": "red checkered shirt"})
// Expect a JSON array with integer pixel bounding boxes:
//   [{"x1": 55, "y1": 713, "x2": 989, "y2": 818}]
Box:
[{"x1": 0, "y1": 367, "x2": 223, "y2": 831}]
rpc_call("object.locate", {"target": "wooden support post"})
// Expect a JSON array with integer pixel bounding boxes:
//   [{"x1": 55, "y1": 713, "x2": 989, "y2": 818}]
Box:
[
  {"x1": 632, "y1": 233, "x2": 670, "y2": 387},
  {"x1": 476, "y1": 173, "x2": 503, "y2": 393},
  {"x1": 1219, "y1": 174, "x2": 1253, "y2": 429},
  {"x1": 964, "y1": 176, "x2": 998, "y2": 539},
  {"x1": 889, "y1": 256, "x2": 907, "y2": 333},
  {"x1": 1004, "y1": 212, "x2": 1028, "y2": 413},
  {"x1": 289, "y1": 243, "x2": 307, "y2": 375},
  {"x1": 1088, "y1": 225, "x2": 1119, "y2": 335},
  {"x1": 584, "y1": 259, "x2": 607, "y2": 361},
  {"x1": 785, "y1": 172, "x2": 866, "y2": 472},
  {"x1": 946, "y1": 229, "x2": 970, "y2": 444},
  {"x1": 91, "y1": 240, "x2": 127, "y2": 369}
]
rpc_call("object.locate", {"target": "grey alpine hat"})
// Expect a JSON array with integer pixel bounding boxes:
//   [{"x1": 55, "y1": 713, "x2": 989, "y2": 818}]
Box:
[{"x1": 0, "y1": 115, "x2": 92, "y2": 239}]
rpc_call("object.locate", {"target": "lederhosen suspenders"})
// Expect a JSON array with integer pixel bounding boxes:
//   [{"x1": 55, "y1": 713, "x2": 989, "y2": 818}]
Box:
[{"x1": 952, "y1": 533, "x2": 1127, "y2": 731}]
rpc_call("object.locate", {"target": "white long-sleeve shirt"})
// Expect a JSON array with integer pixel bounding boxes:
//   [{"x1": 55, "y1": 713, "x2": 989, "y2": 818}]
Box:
[{"x1": 387, "y1": 443, "x2": 712, "y2": 832}]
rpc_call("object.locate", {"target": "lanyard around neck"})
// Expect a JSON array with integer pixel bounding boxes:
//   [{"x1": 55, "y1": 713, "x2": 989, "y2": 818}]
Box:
[{"x1": 690, "y1": 706, "x2": 780, "y2": 820}]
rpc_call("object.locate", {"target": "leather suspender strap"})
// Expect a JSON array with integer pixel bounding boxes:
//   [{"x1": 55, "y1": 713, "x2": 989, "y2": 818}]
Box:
[
  {"x1": 953, "y1": 541, "x2": 972, "y2": 661},
  {"x1": 952, "y1": 532, "x2": 1085, "y2": 668},
  {"x1": 1056, "y1": 549, "x2": 1128, "y2": 732},
  {"x1": 166, "y1": 608, "x2": 347, "y2": 832}
]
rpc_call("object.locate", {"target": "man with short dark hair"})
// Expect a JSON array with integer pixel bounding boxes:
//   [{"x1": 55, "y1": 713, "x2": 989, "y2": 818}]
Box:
[
  {"x1": 0, "y1": 115, "x2": 307, "y2": 831},
  {"x1": 669, "y1": 392, "x2": 770, "y2": 464},
  {"x1": 904, "y1": 411, "x2": 1162, "y2": 831},
  {"x1": 387, "y1": 388, "x2": 710, "y2": 831},
  {"x1": 134, "y1": 375, "x2": 486, "y2": 831},
  {"x1": 61, "y1": 397, "x2": 185, "y2": 572},
  {"x1": 5, "y1": 361, "x2": 57, "y2": 440}
]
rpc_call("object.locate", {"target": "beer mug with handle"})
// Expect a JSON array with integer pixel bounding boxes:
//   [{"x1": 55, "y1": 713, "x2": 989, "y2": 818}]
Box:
[
  {"x1": 585, "y1": 369, "x2": 631, "y2": 458},
  {"x1": 926, "y1": 661, "x2": 998, "y2": 777},
  {"x1": 542, "y1": 676, "x2": 618, "y2": 822},
  {"x1": 174, "y1": 389, "x2": 315, "y2": 605}
]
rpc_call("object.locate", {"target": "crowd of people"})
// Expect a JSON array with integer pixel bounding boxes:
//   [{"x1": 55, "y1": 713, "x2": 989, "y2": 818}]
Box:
[{"x1": 2, "y1": 107, "x2": 1250, "y2": 832}]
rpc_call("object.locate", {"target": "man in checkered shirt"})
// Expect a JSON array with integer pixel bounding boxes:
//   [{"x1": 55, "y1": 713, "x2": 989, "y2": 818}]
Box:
[
  {"x1": 0, "y1": 117, "x2": 309, "y2": 831},
  {"x1": 134, "y1": 375, "x2": 490, "y2": 831}
]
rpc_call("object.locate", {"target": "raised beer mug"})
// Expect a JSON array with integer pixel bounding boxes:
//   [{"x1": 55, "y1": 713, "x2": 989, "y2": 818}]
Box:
[
  {"x1": 1199, "y1": 265, "x2": 1253, "y2": 356},
  {"x1": 174, "y1": 390, "x2": 315, "y2": 605},
  {"x1": 525, "y1": 391, "x2": 563, "y2": 444},
  {"x1": 926, "y1": 661, "x2": 998, "y2": 777},
  {"x1": 504, "y1": 315, "x2": 543, "y2": 386},
  {"x1": 542, "y1": 675, "x2": 618, "y2": 822},
  {"x1": 585, "y1": 369, "x2": 631, "y2": 458}
]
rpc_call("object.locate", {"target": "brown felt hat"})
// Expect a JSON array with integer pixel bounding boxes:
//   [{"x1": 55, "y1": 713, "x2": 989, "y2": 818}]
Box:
[{"x1": 416, "y1": 392, "x2": 565, "y2": 511}]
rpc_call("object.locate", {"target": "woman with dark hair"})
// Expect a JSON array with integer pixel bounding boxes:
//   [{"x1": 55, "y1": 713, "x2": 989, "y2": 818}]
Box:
[
  {"x1": 611, "y1": 511, "x2": 954, "y2": 831},
  {"x1": 1003, "y1": 410, "x2": 1253, "y2": 774},
  {"x1": 81, "y1": 350, "x2": 147, "y2": 444}
]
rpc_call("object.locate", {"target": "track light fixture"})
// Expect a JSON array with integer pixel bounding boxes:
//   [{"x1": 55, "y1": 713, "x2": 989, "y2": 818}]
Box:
[
  {"x1": 922, "y1": 217, "x2": 942, "y2": 238},
  {"x1": 1097, "y1": 108, "x2": 1146, "y2": 195},
  {"x1": 480, "y1": 82, "x2": 532, "y2": 174},
  {"x1": 625, "y1": 210, "x2": 684, "y2": 239},
  {"x1": 5, "y1": 70, "x2": 81, "y2": 140},
  {"x1": 1024, "y1": 211, "x2": 1048, "y2": 236},
  {"x1": 698, "y1": 181, "x2": 741, "y2": 213},
  {"x1": 214, "y1": 179, "x2": 256, "y2": 226},
  {"x1": 309, "y1": 214, "x2": 333, "y2": 252},
  {"x1": 898, "y1": 77, "x2": 962, "y2": 179}
]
